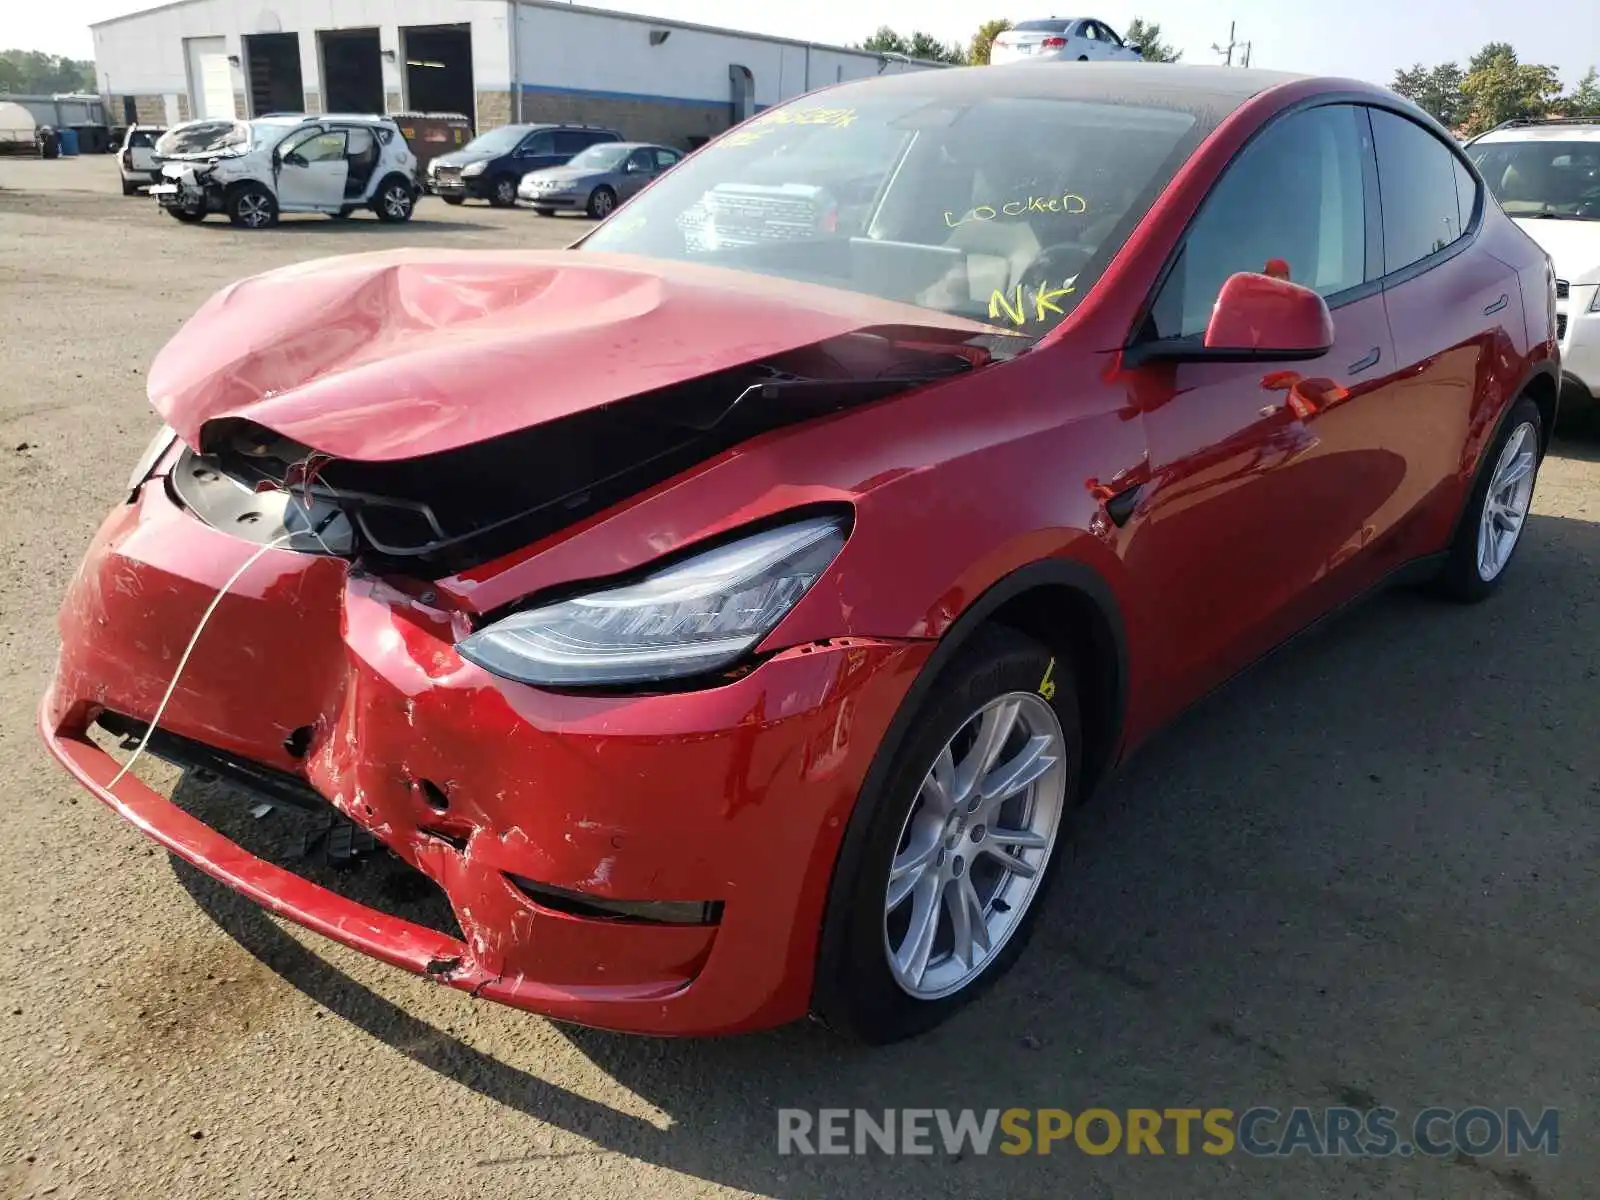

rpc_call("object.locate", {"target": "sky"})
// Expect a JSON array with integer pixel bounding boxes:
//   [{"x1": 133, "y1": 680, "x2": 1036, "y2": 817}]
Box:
[{"x1": 9, "y1": 0, "x2": 1600, "y2": 90}]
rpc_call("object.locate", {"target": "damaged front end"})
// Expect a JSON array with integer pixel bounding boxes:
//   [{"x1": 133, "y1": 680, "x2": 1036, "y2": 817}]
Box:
[{"x1": 40, "y1": 250, "x2": 1014, "y2": 1032}]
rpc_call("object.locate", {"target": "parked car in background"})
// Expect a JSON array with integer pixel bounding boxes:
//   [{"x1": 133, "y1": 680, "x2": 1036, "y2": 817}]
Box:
[
  {"x1": 518, "y1": 141, "x2": 683, "y2": 218},
  {"x1": 989, "y1": 17, "x2": 1145, "y2": 64},
  {"x1": 1466, "y1": 116, "x2": 1600, "y2": 419},
  {"x1": 118, "y1": 125, "x2": 166, "y2": 195},
  {"x1": 44, "y1": 65, "x2": 1559, "y2": 1045},
  {"x1": 149, "y1": 114, "x2": 421, "y2": 228},
  {"x1": 427, "y1": 123, "x2": 623, "y2": 207}
]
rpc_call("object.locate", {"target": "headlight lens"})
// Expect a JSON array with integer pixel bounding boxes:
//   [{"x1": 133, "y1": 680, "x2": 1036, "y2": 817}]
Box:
[
  {"x1": 456, "y1": 515, "x2": 847, "y2": 686},
  {"x1": 460, "y1": 161, "x2": 486, "y2": 177},
  {"x1": 127, "y1": 424, "x2": 176, "y2": 495}
]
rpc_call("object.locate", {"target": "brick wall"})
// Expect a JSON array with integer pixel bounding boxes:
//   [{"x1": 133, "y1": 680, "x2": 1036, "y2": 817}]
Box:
[
  {"x1": 475, "y1": 89, "x2": 512, "y2": 131},
  {"x1": 234, "y1": 92, "x2": 248, "y2": 119},
  {"x1": 385, "y1": 92, "x2": 402, "y2": 115},
  {"x1": 302, "y1": 89, "x2": 320, "y2": 115},
  {"x1": 107, "y1": 94, "x2": 168, "y2": 125},
  {"x1": 176, "y1": 95, "x2": 190, "y2": 122},
  {"x1": 517, "y1": 91, "x2": 732, "y2": 150}
]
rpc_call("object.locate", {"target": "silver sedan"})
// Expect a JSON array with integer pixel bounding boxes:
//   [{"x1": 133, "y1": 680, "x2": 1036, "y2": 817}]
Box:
[{"x1": 518, "y1": 141, "x2": 684, "y2": 218}]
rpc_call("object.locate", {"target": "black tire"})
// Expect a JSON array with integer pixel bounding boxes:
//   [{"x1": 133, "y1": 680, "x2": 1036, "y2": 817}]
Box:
[
  {"x1": 488, "y1": 175, "x2": 518, "y2": 207},
  {"x1": 1077, "y1": 55, "x2": 1090, "y2": 61},
  {"x1": 121, "y1": 178, "x2": 138, "y2": 196},
  {"x1": 167, "y1": 204, "x2": 205, "y2": 223},
  {"x1": 586, "y1": 186, "x2": 617, "y2": 220},
  {"x1": 1431, "y1": 396, "x2": 1543, "y2": 603},
  {"x1": 812, "y1": 626, "x2": 1083, "y2": 1043},
  {"x1": 329, "y1": 207, "x2": 353, "y2": 220},
  {"x1": 372, "y1": 176, "x2": 416, "y2": 223},
  {"x1": 227, "y1": 183, "x2": 277, "y2": 229},
  {"x1": 442, "y1": 195, "x2": 465, "y2": 206},
  {"x1": 533, "y1": 207, "x2": 556, "y2": 217}
]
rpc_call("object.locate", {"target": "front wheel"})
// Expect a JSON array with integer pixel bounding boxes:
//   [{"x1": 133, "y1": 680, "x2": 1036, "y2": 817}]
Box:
[
  {"x1": 586, "y1": 186, "x2": 616, "y2": 220},
  {"x1": 1432, "y1": 396, "x2": 1543, "y2": 602},
  {"x1": 488, "y1": 175, "x2": 517, "y2": 207},
  {"x1": 166, "y1": 202, "x2": 205, "y2": 223},
  {"x1": 442, "y1": 195, "x2": 465, "y2": 206},
  {"x1": 227, "y1": 183, "x2": 277, "y2": 229},
  {"x1": 372, "y1": 178, "x2": 416, "y2": 223},
  {"x1": 813, "y1": 627, "x2": 1081, "y2": 1043}
]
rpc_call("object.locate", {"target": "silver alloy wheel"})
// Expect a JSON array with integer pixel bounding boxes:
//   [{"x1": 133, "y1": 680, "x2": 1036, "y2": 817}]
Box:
[
  {"x1": 1476, "y1": 420, "x2": 1537, "y2": 582},
  {"x1": 237, "y1": 192, "x2": 272, "y2": 228},
  {"x1": 883, "y1": 691, "x2": 1067, "y2": 1000},
  {"x1": 382, "y1": 184, "x2": 412, "y2": 218},
  {"x1": 495, "y1": 178, "x2": 515, "y2": 204},
  {"x1": 591, "y1": 189, "x2": 614, "y2": 217}
]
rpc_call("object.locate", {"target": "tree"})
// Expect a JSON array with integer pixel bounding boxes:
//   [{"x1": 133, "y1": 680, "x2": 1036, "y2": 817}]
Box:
[
  {"x1": 858, "y1": 26, "x2": 966, "y2": 65},
  {"x1": 1461, "y1": 51, "x2": 1563, "y2": 134},
  {"x1": 1563, "y1": 66, "x2": 1600, "y2": 117},
  {"x1": 1468, "y1": 42, "x2": 1517, "y2": 74},
  {"x1": 1391, "y1": 61, "x2": 1466, "y2": 127},
  {"x1": 969, "y1": 18, "x2": 1013, "y2": 66},
  {"x1": 0, "y1": 49, "x2": 96, "y2": 94},
  {"x1": 1123, "y1": 17, "x2": 1182, "y2": 63}
]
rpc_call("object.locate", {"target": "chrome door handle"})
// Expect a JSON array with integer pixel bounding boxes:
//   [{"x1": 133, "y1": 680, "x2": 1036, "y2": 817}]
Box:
[
  {"x1": 1347, "y1": 346, "x2": 1381, "y2": 374},
  {"x1": 1484, "y1": 293, "x2": 1509, "y2": 316}
]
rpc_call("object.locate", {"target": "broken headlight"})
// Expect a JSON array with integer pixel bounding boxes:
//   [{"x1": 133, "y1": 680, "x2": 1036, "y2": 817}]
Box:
[{"x1": 456, "y1": 515, "x2": 847, "y2": 686}]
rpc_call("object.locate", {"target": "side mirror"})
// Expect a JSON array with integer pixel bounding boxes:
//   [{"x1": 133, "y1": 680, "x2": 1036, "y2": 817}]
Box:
[
  {"x1": 1128, "y1": 271, "x2": 1335, "y2": 366},
  {"x1": 627, "y1": 162, "x2": 649, "y2": 174}
]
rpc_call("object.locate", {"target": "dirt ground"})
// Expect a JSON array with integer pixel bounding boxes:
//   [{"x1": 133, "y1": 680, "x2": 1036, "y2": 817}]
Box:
[{"x1": 2, "y1": 153, "x2": 1597, "y2": 1200}]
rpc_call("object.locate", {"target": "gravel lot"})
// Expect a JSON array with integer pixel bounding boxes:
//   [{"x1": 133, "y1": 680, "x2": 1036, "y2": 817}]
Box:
[{"x1": 2, "y1": 153, "x2": 1598, "y2": 1200}]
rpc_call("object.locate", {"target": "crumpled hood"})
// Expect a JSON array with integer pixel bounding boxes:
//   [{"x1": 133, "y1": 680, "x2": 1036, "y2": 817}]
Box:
[
  {"x1": 1512, "y1": 218, "x2": 1600, "y2": 285},
  {"x1": 148, "y1": 249, "x2": 998, "y2": 461}
]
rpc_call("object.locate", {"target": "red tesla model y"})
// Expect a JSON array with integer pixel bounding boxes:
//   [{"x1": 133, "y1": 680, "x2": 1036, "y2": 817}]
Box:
[{"x1": 41, "y1": 63, "x2": 1558, "y2": 1043}]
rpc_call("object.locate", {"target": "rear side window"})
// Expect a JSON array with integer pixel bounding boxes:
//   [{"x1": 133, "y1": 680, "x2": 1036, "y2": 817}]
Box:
[
  {"x1": 554, "y1": 130, "x2": 595, "y2": 155},
  {"x1": 1452, "y1": 157, "x2": 1478, "y2": 231},
  {"x1": 1148, "y1": 104, "x2": 1371, "y2": 339},
  {"x1": 653, "y1": 148, "x2": 680, "y2": 169},
  {"x1": 1370, "y1": 108, "x2": 1468, "y2": 274}
]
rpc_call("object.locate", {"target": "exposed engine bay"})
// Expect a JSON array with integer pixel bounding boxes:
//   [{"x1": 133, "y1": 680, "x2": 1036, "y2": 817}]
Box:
[{"x1": 170, "y1": 327, "x2": 1018, "y2": 577}]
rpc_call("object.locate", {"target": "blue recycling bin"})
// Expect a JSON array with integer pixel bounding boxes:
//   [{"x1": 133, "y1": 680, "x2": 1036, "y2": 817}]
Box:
[{"x1": 58, "y1": 128, "x2": 79, "y2": 157}]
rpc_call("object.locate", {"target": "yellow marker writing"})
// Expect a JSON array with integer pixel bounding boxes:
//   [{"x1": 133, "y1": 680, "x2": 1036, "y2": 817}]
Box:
[{"x1": 1039, "y1": 657, "x2": 1057, "y2": 701}]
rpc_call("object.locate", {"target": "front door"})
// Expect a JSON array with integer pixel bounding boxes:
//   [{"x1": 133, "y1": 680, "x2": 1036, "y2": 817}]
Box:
[
  {"x1": 619, "y1": 147, "x2": 657, "y2": 199},
  {"x1": 277, "y1": 127, "x2": 349, "y2": 209},
  {"x1": 515, "y1": 129, "x2": 559, "y2": 171},
  {"x1": 1122, "y1": 103, "x2": 1403, "y2": 723}
]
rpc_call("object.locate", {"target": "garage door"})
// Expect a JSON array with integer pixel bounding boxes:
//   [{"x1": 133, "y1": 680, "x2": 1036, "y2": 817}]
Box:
[{"x1": 185, "y1": 37, "x2": 236, "y2": 120}]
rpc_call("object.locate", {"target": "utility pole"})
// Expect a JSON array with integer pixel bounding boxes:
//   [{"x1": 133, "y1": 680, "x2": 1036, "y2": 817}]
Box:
[
  {"x1": 1211, "y1": 21, "x2": 1239, "y2": 66},
  {"x1": 1241, "y1": 41, "x2": 1253, "y2": 68}
]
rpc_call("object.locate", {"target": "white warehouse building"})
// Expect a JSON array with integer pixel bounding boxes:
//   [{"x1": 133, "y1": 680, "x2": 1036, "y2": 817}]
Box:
[{"x1": 90, "y1": 0, "x2": 941, "y2": 148}]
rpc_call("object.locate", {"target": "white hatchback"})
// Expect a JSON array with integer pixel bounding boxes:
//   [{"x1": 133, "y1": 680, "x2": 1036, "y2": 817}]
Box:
[
  {"x1": 989, "y1": 18, "x2": 1145, "y2": 65},
  {"x1": 148, "y1": 114, "x2": 421, "y2": 229}
]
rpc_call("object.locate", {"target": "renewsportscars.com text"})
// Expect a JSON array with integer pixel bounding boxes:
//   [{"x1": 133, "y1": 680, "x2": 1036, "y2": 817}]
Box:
[{"x1": 777, "y1": 1107, "x2": 1560, "y2": 1158}]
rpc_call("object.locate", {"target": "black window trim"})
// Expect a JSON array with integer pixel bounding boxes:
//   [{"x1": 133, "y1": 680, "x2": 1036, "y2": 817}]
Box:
[{"x1": 1124, "y1": 93, "x2": 1485, "y2": 365}]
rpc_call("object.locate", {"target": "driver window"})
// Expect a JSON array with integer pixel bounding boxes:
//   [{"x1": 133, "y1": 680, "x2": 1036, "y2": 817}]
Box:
[
  {"x1": 1147, "y1": 104, "x2": 1369, "y2": 339},
  {"x1": 626, "y1": 148, "x2": 654, "y2": 172},
  {"x1": 283, "y1": 129, "x2": 346, "y2": 164},
  {"x1": 519, "y1": 131, "x2": 555, "y2": 156},
  {"x1": 1101, "y1": 23, "x2": 1125, "y2": 45}
]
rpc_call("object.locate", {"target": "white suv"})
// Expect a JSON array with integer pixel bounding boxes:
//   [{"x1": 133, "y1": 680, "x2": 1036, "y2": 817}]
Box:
[
  {"x1": 118, "y1": 125, "x2": 165, "y2": 195},
  {"x1": 1467, "y1": 117, "x2": 1600, "y2": 417},
  {"x1": 149, "y1": 114, "x2": 421, "y2": 228}
]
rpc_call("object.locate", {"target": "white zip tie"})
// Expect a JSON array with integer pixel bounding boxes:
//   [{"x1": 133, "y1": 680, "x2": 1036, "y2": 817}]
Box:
[{"x1": 108, "y1": 529, "x2": 299, "y2": 789}]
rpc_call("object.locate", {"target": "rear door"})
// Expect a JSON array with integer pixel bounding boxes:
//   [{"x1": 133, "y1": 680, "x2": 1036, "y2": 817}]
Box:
[
  {"x1": 276, "y1": 126, "x2": 348, "y2": 209},
  {"x1": 1367, "y1": 106, "x2": 1523, "y2": 554},
  {"x1": 1125, "y1": 103, "x2": 1403, "y2": 721}
]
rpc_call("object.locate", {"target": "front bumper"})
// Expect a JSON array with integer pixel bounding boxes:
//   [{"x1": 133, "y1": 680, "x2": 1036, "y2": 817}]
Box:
[
  {"x1": 426, "y1": 172, "x2": 486, "y2": 199},
  {"x1": 1558, "y1": 284, "x2": 1600, "y2": 404},
  {"x1": 40, "y1": 477, "x2": 930, "y2": 1034},
  {"x1": 519, "y1": 185, "x2": 586, "y2": 208}
]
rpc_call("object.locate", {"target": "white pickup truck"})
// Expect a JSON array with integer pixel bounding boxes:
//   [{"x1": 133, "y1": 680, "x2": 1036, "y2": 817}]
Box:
[{"x1": 118, "y1": 125, "x2": 166, "y2": 196}]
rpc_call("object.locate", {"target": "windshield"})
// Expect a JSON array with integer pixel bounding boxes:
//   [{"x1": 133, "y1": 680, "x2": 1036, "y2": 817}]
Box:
[
  {"x1": 580, "y1": 93, "x2": 1196, "y2": 335},
  {"x1": 568, "y1": 144, "x2": 631, "y2": 170},
  {"x1": 1468, "y1": 139, "x2": 1600, "y2": 219},
  {"x1": 154, "y1": 120, "x2": 250, "y2": 157},
  {"x1": 460, "y1": 126, "x2": 527, "y2": 156}
]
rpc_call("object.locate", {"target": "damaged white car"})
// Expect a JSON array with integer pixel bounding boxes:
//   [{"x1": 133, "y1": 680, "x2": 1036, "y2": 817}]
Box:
[{"x1": 149, "y1": 114, "x2": 422, "y2": 228}]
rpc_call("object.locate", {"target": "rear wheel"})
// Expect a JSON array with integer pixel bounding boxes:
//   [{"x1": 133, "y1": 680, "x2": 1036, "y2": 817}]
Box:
[
  {"x1": 1432, "y1": 396, "x2": 1543, "y2": 602},
  {"x1": 488, "y1": 175, "x2": 518, "y2": 207},
  {"x1": 586, "y1": 186, "x2": 616, "y2": 219},
  {"x1": 813, "y1": 627, "x2": 1081, "y2": 1043},
  {"x1": 372, "y1": 177, "x2": 416, "y2": 223},
  {"x1": 227, "y1": 183, "x2": 277, "y2": 229}
]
